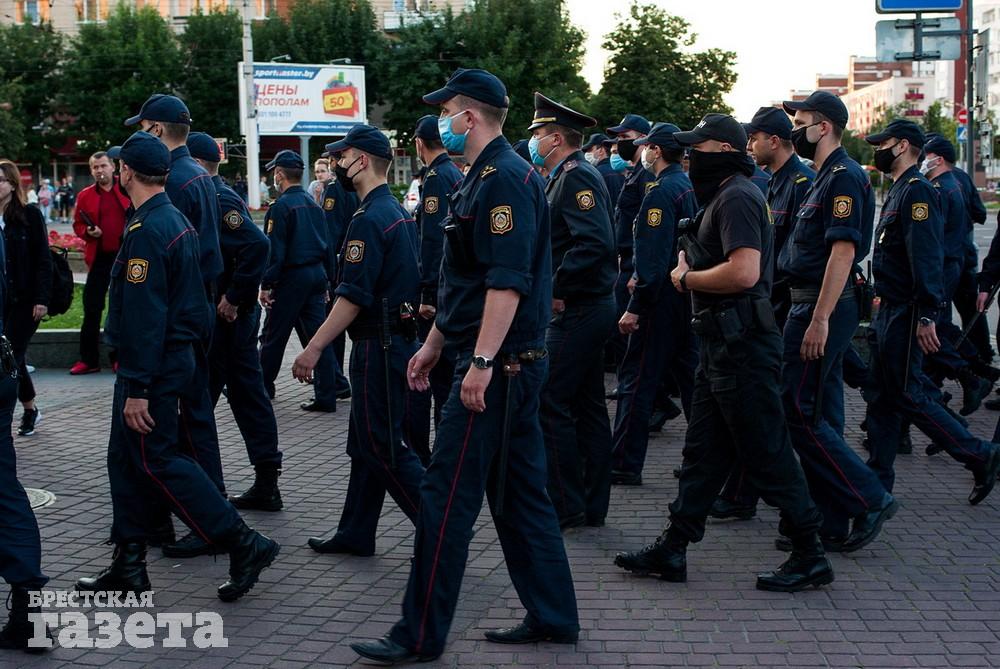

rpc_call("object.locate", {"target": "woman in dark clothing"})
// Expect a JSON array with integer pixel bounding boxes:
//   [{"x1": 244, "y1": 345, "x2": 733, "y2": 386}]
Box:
[{"x1": 0, "y1": 160, "x2": 52, "y2": 436}]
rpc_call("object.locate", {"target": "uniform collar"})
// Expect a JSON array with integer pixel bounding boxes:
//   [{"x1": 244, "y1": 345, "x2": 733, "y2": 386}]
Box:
[
  {"x1": 771, "y1": 153, "x2": 805, "y2": 183},
  {"x1": 469, "y1": 135, "x2": 512, "y2": 174},
  {"x1": 429, "y1": 153, "x2": 453, "y2": 169},
  {"x1": 549, "y1": 150, "x2": 585, "y2": 180},
  {"x1": 281, "y1": 185, "x2": 305, "y2": 196},
  {"x1": 816, "y1": 146, "x2": 848, "y2": 178},
  {"x1": 360, "y1": 183, "x2": 391, "y2": 207},
  {"x1": 655, "y1": 162, "x2": 682, "y2": 179},
  {"x1": 211, "y1": 174, "x2": 224, "y2": 187},
  {"x1": 170, "y1": 145, "x2": 191, "y2": 161},
  {"x1": 889, "y1": 164, "x2": 921, "y2": 197},
  {"x1": 131, "y1": 191, "x2": 171, "y2": 219}
]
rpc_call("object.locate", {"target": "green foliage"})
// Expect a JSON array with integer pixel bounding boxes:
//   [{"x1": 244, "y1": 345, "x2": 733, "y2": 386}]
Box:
[
  {"x1": 0, "y1": 71, "x2": 25, "y2": 158},
  {"x1": 923, "y1": 99, "x2": 958, "y2": 144},
  {"x1": 178, "y1": 9, "x2": 244, "y2": 142},
  {"x1": 0, "y1": 23, "x2": 64, "y2": 164},
  {"x1": 592, "y1": 3, "x2": 737, "y2": 131},
  {"x1": 841, "y1": 129, "x2": 873, "y2": 167}
]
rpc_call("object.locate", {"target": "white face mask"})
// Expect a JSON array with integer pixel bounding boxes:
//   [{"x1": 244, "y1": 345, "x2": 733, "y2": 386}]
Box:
[
  {"x1": 919, "y1": 157, "x2": 939, "y2": 175},
  {"x1": 584, "y1": 152, "x2": 599, "y2": 166},
  {"x1": 640, "y1": 147, "x2": 656, "y2": 171}
]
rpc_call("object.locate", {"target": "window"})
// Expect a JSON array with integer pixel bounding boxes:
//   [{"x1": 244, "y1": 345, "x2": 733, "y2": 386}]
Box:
[
  {"x1": 75, "y1": 0, "x2": 109, "y2": 22},
  {"x1": 16, "y1": 0, "x2": 50, "y2": 24},
  {"x1": 255, "y1": 0, "x2": 277, "y2": 16}
]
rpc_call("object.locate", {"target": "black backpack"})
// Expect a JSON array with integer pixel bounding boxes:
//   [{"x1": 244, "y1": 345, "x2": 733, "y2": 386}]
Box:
[{"x1": 47, "y1": 246, "x2": 74, "y2": 317}]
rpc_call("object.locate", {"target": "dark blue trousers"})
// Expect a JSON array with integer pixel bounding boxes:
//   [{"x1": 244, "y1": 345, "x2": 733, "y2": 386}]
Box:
[
  {"x1": 0, "y1": 375, "x2": 47, "y2": 588},
  {"x1": 108, "y1": 345, "x2": 241, "y2": 545},
  {"x1": 926, "y1": 259, "x2": 970, "y2": 378},
  {"x1": 867, "y1": 303, "x2": 994, "y2": 492},
  {"x1": 405, "y1": 317, "x2": 457, "y2": 466},
  {"x1": 389, "y1": 350, "x2": 578, "y2": 658},
  {"x1": 608, "y1": 255, "x2": 633, "y2": 372},
  {"x1": 331, "y1": 336, "x2": 425, "y2": 553},
  {"x1": 611, "y1": 293, "x2": 697, "y2": 476},
  {"x1": 541, "y1": 296, "x2": 616, "y2": 524},
  {"x1": 209, "y1": 305, "x2": 281, "y2": 469}
]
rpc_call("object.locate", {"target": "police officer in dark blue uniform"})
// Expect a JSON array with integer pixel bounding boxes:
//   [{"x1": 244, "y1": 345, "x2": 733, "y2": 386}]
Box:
[
  {"x1": 75, "y1": 131, "x2": 280, "y2": 602},
  {"x1": 749, "y1": 163, "x2": 770, "y2": 196},
  {"x1": 186, "y1": 132, "x2": 284, "y2": 512},
  {"x1": 615, "y1": 114, "x2": 832, "y2": 593},
  {"x1": 864, "y1": 120, "x2": 1000, "y2": 504},
  {"x1": 528, "y1": 93, "x2": 617, "y2": 529},
  {"x1": 611, "y1": 122, "x2": 698, "y2": 486},
  {"x1": 582, "y1": 132, "x2": 626, "y2": 205},
  {"x1": 350, "y1": 69, "x2": 578, "y2": 664},
  {"x1": 290, "y1": 125, "x2": 426, "y2": 557},
  {"x1": 258, "y1": 150, "x2": 342, "y2": 412}
]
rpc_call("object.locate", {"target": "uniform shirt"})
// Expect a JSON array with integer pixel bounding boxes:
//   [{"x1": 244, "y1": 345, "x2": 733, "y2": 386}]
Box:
[
  {"x1": 930, "y1": 170, "x2": 968, "y2": 263},
  {"x1": 261, "y1": 185, "x2": 329, "y2": 290},
  {"x1": 418, "y1": 153, "x2": 463, "y2": 307},
  {"x1": 951, "y1": 166, "x2": 987, "y2": 227},
  {"x1": 691, "y1": 174, "x2": 773, "y2": 312},
  {"x1": 613, "y1": 165, "x2": 653, "y2": 272},
  {"x1": 212, "y1": 175, "x2": 269, "y2": 308},
  {"x1": 335, "y1": 183, "x2": 420, "y2": 322},
  {"x1": 166, "y1": 146, "x2": 223, "y2": 284},
  {"x1": 778, "y1": 146, "x2": 873, "y2": 287},
  {"x1": 104, "y1": 192, "x2": 211, "y2": 397},
  {"x1": 627, "y1": 163, "x2": 696, "y2": 315},
  {"x1": 321, "y1": 177, "x2": 360, "y2": 289},
  {"x1": 436, "y1": 135, "x2": 552, "y2": 347},
  {"x1": 978, "y1": 217, "x2": 1000, "y2": 291},
  {"x1": 872, "y1": 164, "x2": 944, "y2": 320},
  {"x1": 596, "y1": 157, "x2": 626, "y2": 207},
  {"x1": 546, "y1": 149, "x2": 615, "y2": 300},
  {"x1": 750, "y1": 165, "x2": 771, "y2": 196},
  {"x1": 767, "y1": 154, "x2": 814, "y2": 272}
]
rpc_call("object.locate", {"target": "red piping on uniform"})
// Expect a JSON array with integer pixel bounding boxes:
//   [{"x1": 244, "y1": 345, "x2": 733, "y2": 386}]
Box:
[
  {"x1": 179, "y1": 173, "x2": 212, "y2": 192},
  {"x1": 166, "y1": 228, "x2": 194, "y2": 250},
  {"x1": 901, "y1": 393, "x2": 985, "y2": 462},
  {"x1": 385, "y1": 217, "x2": 411, "y2": 233},
  {"x1": 523, "y1": 169, "x2": 532, "y2": 184},
  {"x1": 613, "y1": 322, "x2": 649, "y2": 470},
  {"x1": 140, "y1": 434, "x2": 210, "y2": 543},
  {"x1": 542, "y1": 326, "x2": 569, "y2": 511}
]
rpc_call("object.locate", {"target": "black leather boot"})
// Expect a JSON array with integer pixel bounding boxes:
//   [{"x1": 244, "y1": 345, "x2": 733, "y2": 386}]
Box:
[
  {"x1": 0, "y1": 586, "x2": 51, "y2": 653},
  {"x1": 959, "y1": 370, "x2": 993, "y2": 416},
  {"x1": 146, "y1": 518, "x2": 176, "y2": 548},
  {"x1": 709, "y1": 497, "x2": 757, "y2": 521},
  {"x1": 757, "y1": 534, "x2": 834, "y2": 592},
  {"x1": 76, "y1": 542, "x2": 152, "y2": 594},
  {"x1": 614, "y1": 527, "x2": 687, "y2": 582},
  {"x1": 217, "y1": 521, "x2": 280, "y2": 602},
  {"x1": 969, "y1": 444, "x2": 1000, "y2": 506},
  {"x1": 162, "y1": 531, "x2": 226, "y2": 558},
  {"x1": 230, "y1": 466, "x2": 283, "y2": 511}
]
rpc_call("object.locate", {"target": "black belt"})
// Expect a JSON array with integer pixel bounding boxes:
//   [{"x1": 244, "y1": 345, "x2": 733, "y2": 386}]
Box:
[
  {"x1": 512, "y1": 348, "x2": 547, "y2": 362},
  {"x1": 789, "y1": 285, "x2": 854, "y2": 305}
]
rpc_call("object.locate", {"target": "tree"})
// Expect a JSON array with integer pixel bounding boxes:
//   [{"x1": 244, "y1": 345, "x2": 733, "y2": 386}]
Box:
[
  {"x1": 0, "y1": 70, "x2": 25, "y2": 158},
  {"x1": 0, "y1": 23, "x2": 64, "y2": 165},
  {"x1": 178, "y1": 10, "x2": 244, "y2": 142},
  {"x1": 923, "y1": 99, "x2": 958, "y2": 145},
  {"x1": 593, "y1": 3, "x2": 737, "y2": 131}
]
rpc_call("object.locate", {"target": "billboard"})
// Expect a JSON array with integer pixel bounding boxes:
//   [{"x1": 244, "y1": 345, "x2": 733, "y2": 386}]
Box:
[{"x1": 238, "y1": 62, "x2": 367, "y2": 136}]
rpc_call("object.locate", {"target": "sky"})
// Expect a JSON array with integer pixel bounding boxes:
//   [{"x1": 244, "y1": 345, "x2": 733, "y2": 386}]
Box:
[{"x1": 564, "y1": 0, "x2": 887, "y2": 121}]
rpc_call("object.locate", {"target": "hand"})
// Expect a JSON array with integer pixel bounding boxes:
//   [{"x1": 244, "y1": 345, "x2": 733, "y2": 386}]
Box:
[
  {"x1": 800, "y1": 317, "x2": 829, "y2": 361},
  {"x1": 258, "y1": 289, "x2": 273, "y2": 309},
  {"x1": 670, "y1": 251, "x2": 691, "y2": 291},
  {"x1": 552, "y1": 298, "x2": 566, "y2": 315},
  {"x1": 461, "y1": 365, "x2": 492, "y2": 412},
  {"x1": 619, "y1": 311, "x2": 640, "y2": 335},
  {"x1": 407, "y1": 344, "x2": 442, "y2": 392},
  {"x1": 86, "y1": 226, "x2": 103, "y2": 238},
  {"x1": 418, "y1": 304, "x2": 436, "y2": 320},
  {"x1": 32, "y1": 305, "x2": 48, "y2": 321},
  {"x1": 216, "y1": 296, "x2": 238, "y2": 322},
  {"x1": 626, "y1": 277, "x2": 637, "y2": 294},
  {"x1": 916, "y1": 320, "x2": 941, "y2": 355},
  {"x1": 123, "y1": 398, "x2": 155, "y2": 434},
  {"x1": 977, "y1": 291, "x2": 991, "y2": 312},
  {"x1": 292, "y1": 345, "x2": 321, "y2": 383}
]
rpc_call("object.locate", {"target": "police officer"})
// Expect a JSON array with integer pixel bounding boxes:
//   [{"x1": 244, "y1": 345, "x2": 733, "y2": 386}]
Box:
[
  {"x1": 610, "y1": 122, "x2": 698, "y2": 486},
  {"x1": 291, "y1": 125, "x2": 426, "y2": 557},
  {"x1": 614, "y1": 114, "x2": 833, "y2": 592},
  {"x1": 405, "y1": 115, "x2": 465, "y2": 464},
  {"x1": 186, "y1": 132, "x2": 283, "y2": 512},
  {"x1": 258, "y1": 150, "x2": 342, "y2": 412},
  {"x1": 125, "y1": 93, "x2": 227, "y2": 558},
  {"x1": 75, "y1": 132, "x2": 279, "y2": 602},
  {"x1": 350, "y1": 69, "x2": 578, "y2": 664},
  {"x1": 528, "y1": 92, "x2": 617, "y2": 529},
  {"x1": 582, "y1": 132, "x2": 626, "y2": 205},
  {"x1": 864, "y1": 120, "x2": 1000, "y2": 503}
]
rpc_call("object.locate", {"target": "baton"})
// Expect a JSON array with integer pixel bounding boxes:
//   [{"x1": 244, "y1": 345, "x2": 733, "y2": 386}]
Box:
[
  {"x1": 381, "y1": 298, "x2": 396, "y2": 470},
  {"x1": 495, "y1": 355, "x2": 519, "y2": 518},
  {"x1": 954, "y1": 281, "x2": 1000, "y2": 349}
]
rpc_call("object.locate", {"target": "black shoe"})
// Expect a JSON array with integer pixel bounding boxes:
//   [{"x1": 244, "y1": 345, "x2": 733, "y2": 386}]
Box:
[
  {"x1": 0, "y1": 586, "x2": 51, "y2": 654},
  {"x1": 614, "y1": 530, "x2": 687, "y2": 582},
  {"x1": 162, "y1": 531, "x2": 226, "y2": 558},
  {"x1": 336, "y1": 387, "x2": 352, "y2": 400},
  {"x1": 217, "y1": 522, "x2": 280, "y2": 602},
  {"x1": 146, "y1": 518, "x2": 176, "y2": 548},
  {"x1": 648, "y1": 398, "x2": 682, "y2": 432},
  {"x1": 708, "y1": 497, "x2": 757, "y2": 521},
  {"x1": 586, "y1": 516, "x2": 606, "y2": 528},
  {"x1": 559, "y1": 512, "x2": 587, "y2": 531},
  {"x1": 959, "y1": 372, "x2": 993, "y2": 416},
  {"x1": 610, "y1": 470, "x2": 642, "y2": 486},
  {"x1": 17, "y1": 408, "x2": 40, "y2": 436},
  {"x1": 969, "y1": 445, "x2": 1000, "y2": 506},
  {"x1": 484, "y1": 622, "x2": 578, "y2": 645},
  {"x1": 76, "y1": 543, "x2": 152, "y2": 594},
  {"x1": 307, "y1": 535, "x2": 375, "y2": 557},
  {"x1": 350, "y1": 635, "x2": 439, "y2": 664},
  {"x1": 230, "y1": 467, "x2": 283, "y2": 511},
  {"x1": 896, "y1": 432, "x2": 913, "y2": 454},
  {"x1": 757, "y1": 535, "x2": 834, "y2": 592},
  {"x1": 300, "y1": 399, "x2": 336, "y2": 412},
  {"x1": 984, "y1": 396, "x2": 1000, "y2": 411},
  {"x1": 774, "y1": 534, "x2": 847, "y2": 553},
  {"x1": 841, "y1": 493, "x2": 899, "y2": 553}
]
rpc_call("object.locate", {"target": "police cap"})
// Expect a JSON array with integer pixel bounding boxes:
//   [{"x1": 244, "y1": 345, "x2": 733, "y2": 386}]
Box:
[
  {"x1": 782, "y1": 91, "x2": 849, "y2": 129},
  {"x1": 606, "y1": 113, "x2": 651, "y2": 137},
  {"x1": 864, "y1": 119, "x2": 926, "y2": 148},
  {"x1": 125, "y1": 93, "x2": 192, "y2": 126},
  {"x1": 324, "y1": 124, "x2": 393, "y2": 161},
  {"x1": 924, "y1": 132, "x2": 957, "y2": 163},
  {"x1": 634, "y1": 122, "x2": 683, "y2": 150},
  {"x1": 528, "y1": 92, "x2": 597, "y2": 133},
  {"x1": 743, "y1": 106, "x2": 792, "y2": 141},
  {"x1": 186, "y1": 132, "x2": 222, "y2": 162},
  {"x1": 265, "y1": 150, "x2": 305, "y2": 172},
  {"x1": 674, "y1": 113, "x2": 748, "y2": 149},
  {"x1": 109, "y1": 131, "x2": 171, "y2": 176},
  {"x1": 581, "y1": 133, "x2": 610, "y2": 151},
  {"x1": 512, "y1": 139, "x2": 531, "y2": 163},
  {"x1": 422, "y1": 68, "x2": 509, "y2": 109},
  {"x1": 414, "y1": 115, "x2": 440, "y2": 142}
]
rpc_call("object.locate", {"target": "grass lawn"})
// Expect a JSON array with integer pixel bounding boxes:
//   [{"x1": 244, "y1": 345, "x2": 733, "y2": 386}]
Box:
[{"x1": 39, "y1": 284, "x2": 100, "y2": 330}]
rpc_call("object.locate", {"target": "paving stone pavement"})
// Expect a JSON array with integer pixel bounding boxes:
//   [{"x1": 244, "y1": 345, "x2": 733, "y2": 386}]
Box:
[{"x1": 5, "y1": 338, "x2": 1000, "y2": 669}]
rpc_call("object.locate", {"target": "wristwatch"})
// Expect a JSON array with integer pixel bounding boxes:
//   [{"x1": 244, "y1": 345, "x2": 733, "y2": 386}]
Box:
[
  {"x1": 918, "y1": 316, "x2": 935, "y2": 327},
  {"x1": 679, "y1": 269, "x2": 691, "y2": 291},
  {"x1": 472, "y1": 355, "x2": 494, "y2": 370}
]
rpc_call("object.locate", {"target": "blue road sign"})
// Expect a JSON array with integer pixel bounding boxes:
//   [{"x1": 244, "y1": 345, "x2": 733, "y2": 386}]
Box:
[
  {"x1": 957, "y1": 125, "x2": 968, "y2": 142},
  {"x1": 877, "y1": 0, "x2": 963, "y2": 12}
]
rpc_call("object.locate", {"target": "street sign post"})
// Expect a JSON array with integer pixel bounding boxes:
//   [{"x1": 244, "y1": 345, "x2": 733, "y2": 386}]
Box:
[
  {"x1": 875, "y1": 17, "x2": 962, "y2": 60},
  {"x1": 958, "y1": 107, "x2": 968, "y2": 124},
  {"x1": 957, "y1": 125, "x2": 968, "y2": 142},
  {"x1": 877, "y1": 0, "x2": 963, "y2": 12}
]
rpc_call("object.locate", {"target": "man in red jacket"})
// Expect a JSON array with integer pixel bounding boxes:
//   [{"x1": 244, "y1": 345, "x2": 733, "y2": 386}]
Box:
[{"x1": 70, "y1": 151, "x2": 130, "y2": 374}]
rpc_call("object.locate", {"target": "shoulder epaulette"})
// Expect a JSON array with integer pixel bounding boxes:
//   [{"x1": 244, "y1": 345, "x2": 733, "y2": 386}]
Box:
[
  {"x1": 831, "y1": 164, "x2": 847, "y2": 173},
  {"x1": 563, "y1": 160, "x2": 579, "y2": 172},
  {"x1": 933, "y1": 181, "x2": 942, "y2": 188},
  {"x1": 908, "y1": 177, "x2": 921, "y2": 184},
  {"x1": 480, "y1": 165, "x2": 497, "y2": 179},
  {"x1": 352, "y1": 206, "x2": 367, "y2": 218},
  {"x1": 794, "y1": 174, "x2": 809, "y2": 184},
  {"x1": 127, "y1": 221, "x2": 142, "y2": 232},
  {"x1": 426, "y1": 169, "x2": 437, "y2": 178}
]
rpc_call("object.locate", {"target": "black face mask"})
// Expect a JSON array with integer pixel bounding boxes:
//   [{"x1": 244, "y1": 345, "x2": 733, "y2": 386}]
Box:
[
  {"x1": 873, "y1": 143, "x2": 900, "y2": 174},
  {"x1": 687, "y1": 150, "x2": 756, "y2": 206},
  {"x1": 790, "y1": 124, "x2": 820, "y2": 161},
  {"x1": 334, "y1": 156, "x2": 362, "y2": 193},
  {"x1": 617, "y1": 139, "x2": 638, "y2": 162}
]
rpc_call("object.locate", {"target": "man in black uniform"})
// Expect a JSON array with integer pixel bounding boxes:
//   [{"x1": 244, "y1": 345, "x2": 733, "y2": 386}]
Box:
[
  {"x1": 186, "y1": 132, "x2": 283, "y2": 512},
  {"x1": 528, "y1": 92, "x2": 617, "y2": 529},
  {"x1": 614, "y1": 114, "x2": 833, "y2": 592},
  {"x1": 582, "y1": 132, "x2": 626, "y2": 205},
  {"x1": 75, "y1": 132, "x2": 279, "y2": 601}
]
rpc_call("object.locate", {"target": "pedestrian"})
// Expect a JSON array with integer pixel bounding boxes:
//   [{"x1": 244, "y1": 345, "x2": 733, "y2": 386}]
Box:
[
  {"x1": 0, "y1": 160, "x2": 52, "y2": 438},
  {"x1": 307, "y1": 158, "x2": 332, "y2": 204},
  {"x1": 234, "y1": 173, "x2": 248, "y2": 203},
  {"x1": 56, "y1": 177, "x2": 75, "y2": 223},
  {"x1": 581, "y1": 132, "x2": 626, "y2": 205},
  {"x1": 349, "y1": 68, "x2": 579, "y2": 664},
  {"x1": 259, "y1": 175, "x2": 270, "y2": 201},
  {"x1": 36, "y1": 179, "x2": 52, "y2": 223},
  {"x1": 69, "y1": 151, "x2": 130, "y2": 375},
  {"x1": 76, "y1": 132, "x2": 279, "y2": 602}
]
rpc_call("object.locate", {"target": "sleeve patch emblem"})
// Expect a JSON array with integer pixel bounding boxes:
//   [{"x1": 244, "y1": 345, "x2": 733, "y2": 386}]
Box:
[
  {"x1": 224, "y1": 210, "x2": 242, "y2": 230},
  {"x1": 647, "y1": 208, "x2": 663, "y2": 227},
  {"x1": 323, "y1": 197, "x2": 335, "y2": 211},
  {"x1": 345, "y1": 240, "x2": 365, "y2": 263},
  {"x1": 265, "y1": 219, "x2": 274, "y2": 235},
  {"x1": 490, "y1": 205, "x2": 513, "y2": 235},
  {"x1": 126, "y1": 258, "x2": 149, "y2": 284},
  {"x1": 424, "y1": 196, "x2": 439, "y2": 214},
  {"x1": 833, "y1": 196, "x2": 853, "y2": 219},
  {"x1": 912, "y1": 202, "x2": 929, "y2": 221},
  {"x1": 576, "y1": 190, "x2": 595, "y2": 211}
]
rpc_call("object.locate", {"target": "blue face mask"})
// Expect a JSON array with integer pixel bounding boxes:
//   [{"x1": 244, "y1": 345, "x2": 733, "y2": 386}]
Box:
[
  {"x1": 609, "y1": 153, "x2": 629, "y2": 172},
  {"x1": 438, "y1": 110, "x2": 470, "y2": 154},
  {"x1": 528, "y1": 133, "x2": 555, "y2": 167}
]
